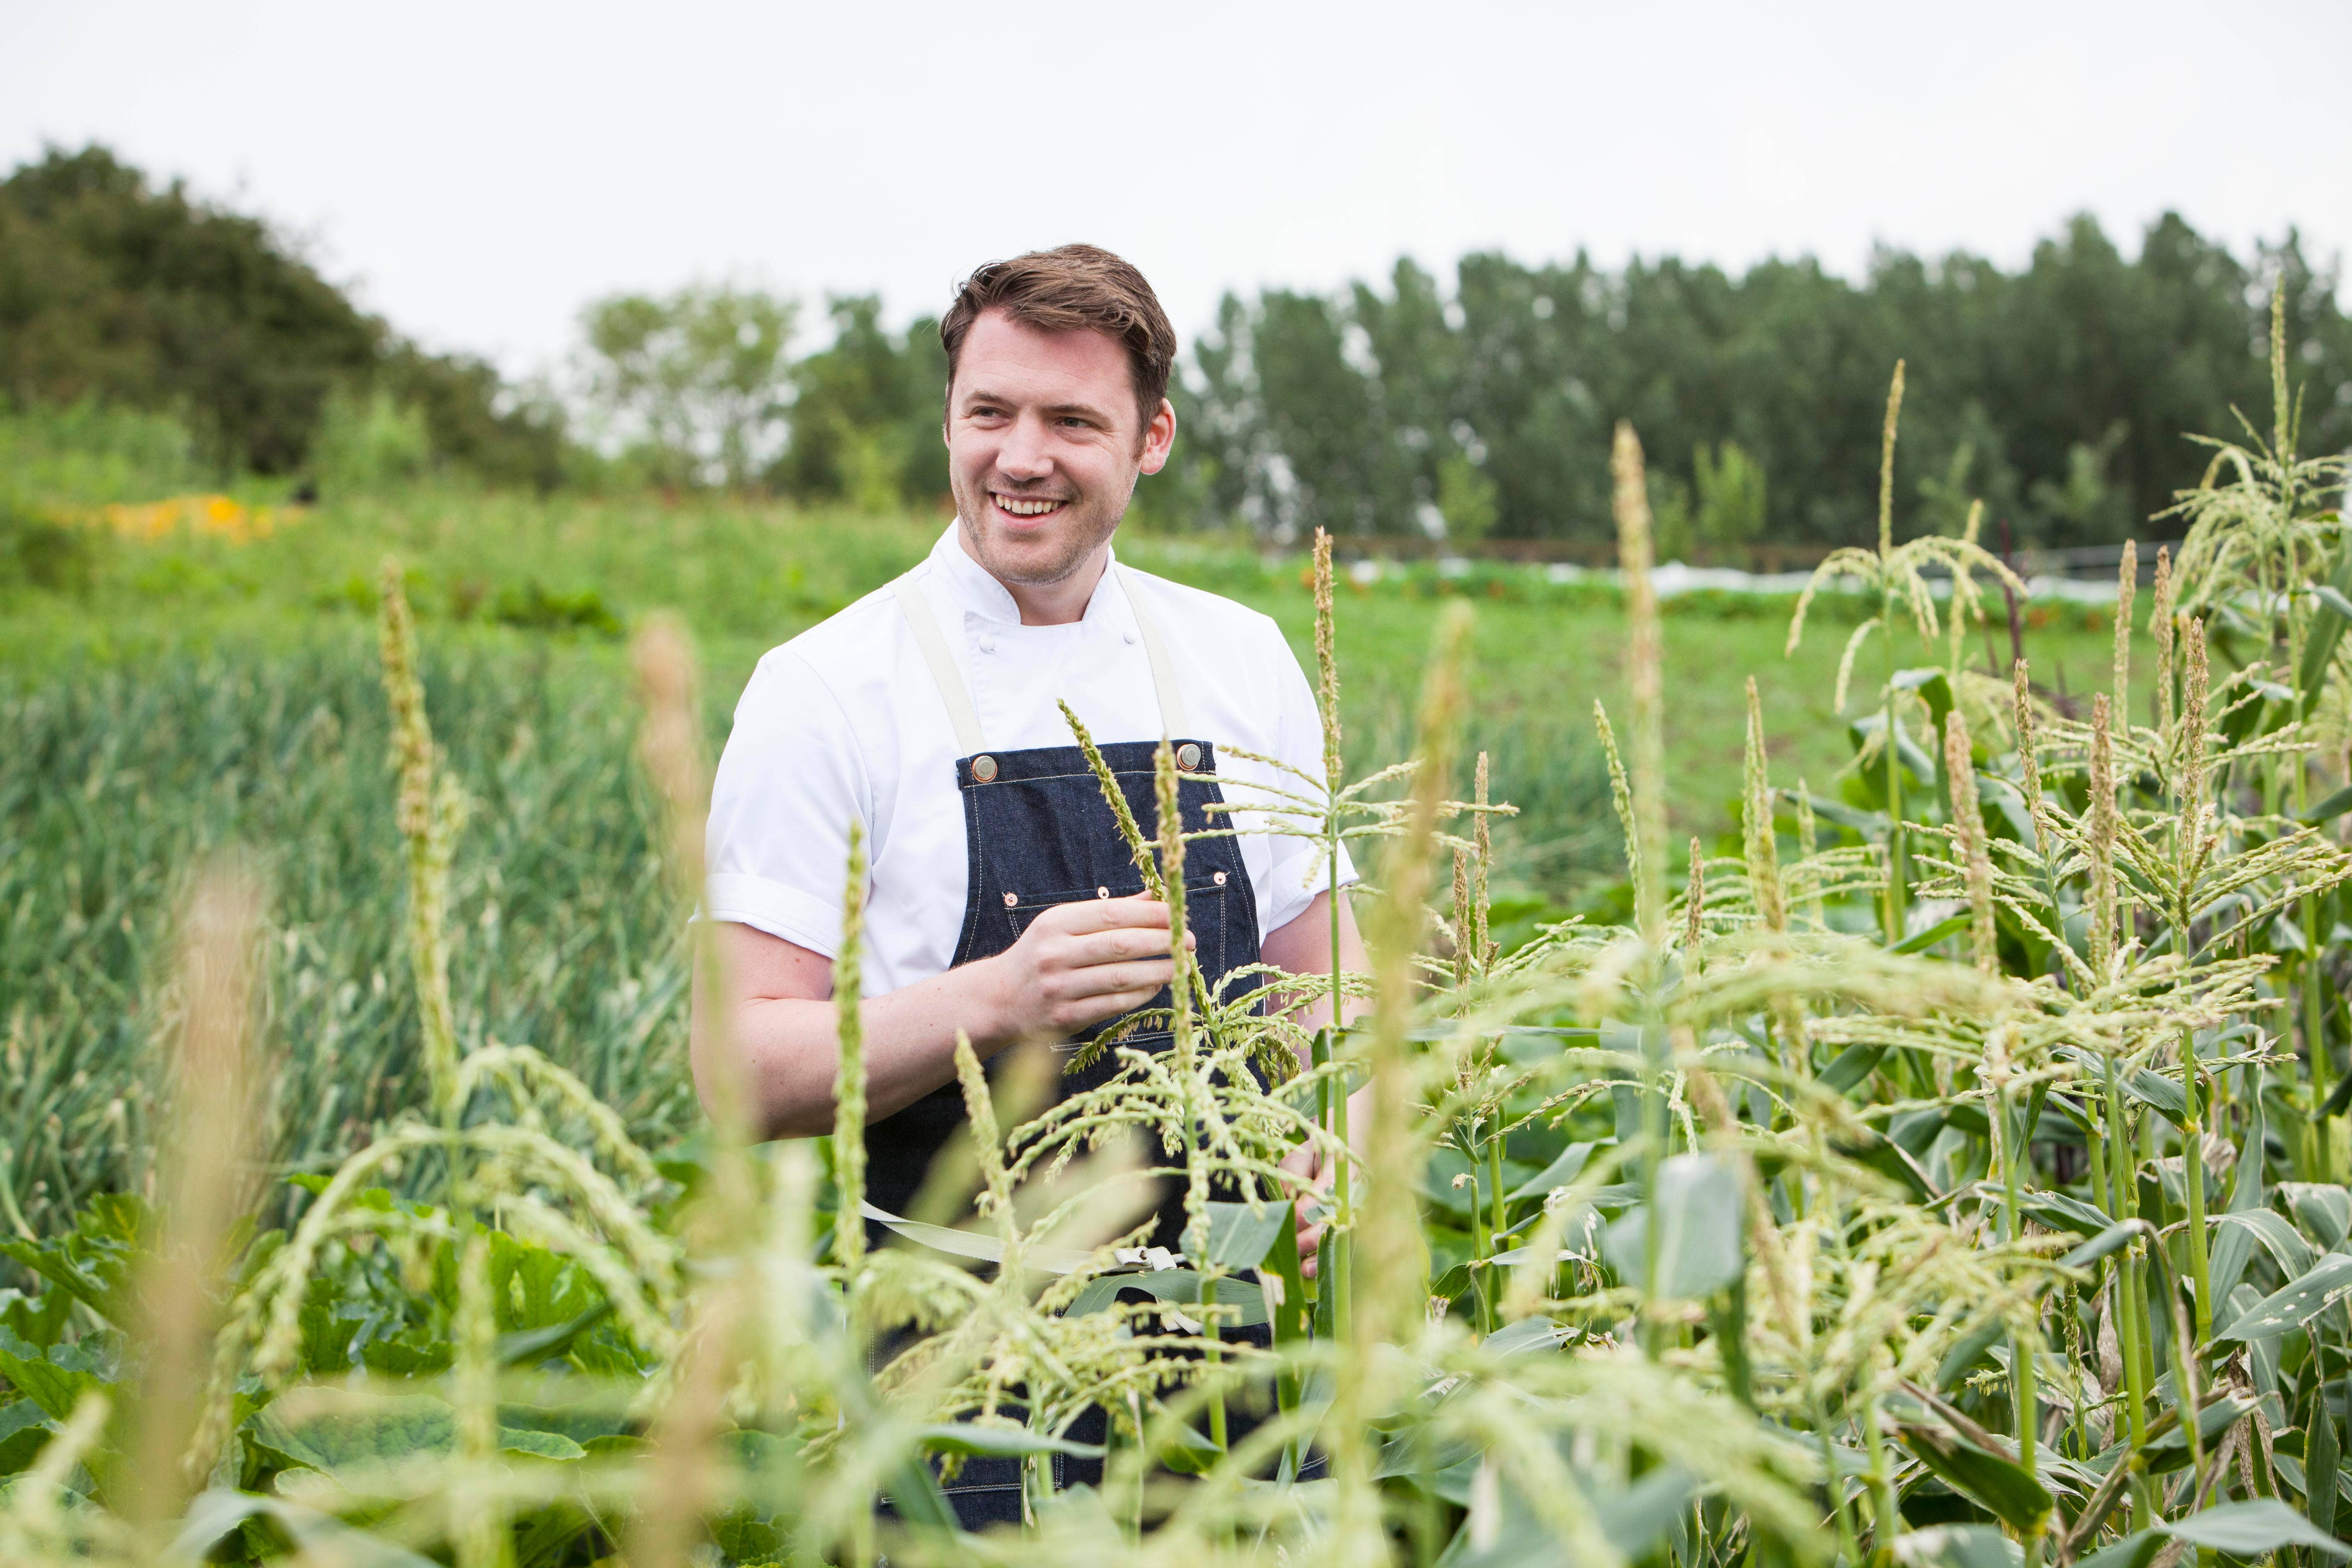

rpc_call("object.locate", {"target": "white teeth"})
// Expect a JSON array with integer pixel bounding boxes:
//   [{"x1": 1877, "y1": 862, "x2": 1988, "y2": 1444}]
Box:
[{"x1": 994, "y1": 495, "x2": 1065, "y2": 517}]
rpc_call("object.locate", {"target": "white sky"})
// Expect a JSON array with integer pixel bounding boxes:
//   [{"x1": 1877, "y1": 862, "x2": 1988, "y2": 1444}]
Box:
[{"x1": 6, "y1": 0, "x2": 2348, "y2": 378}]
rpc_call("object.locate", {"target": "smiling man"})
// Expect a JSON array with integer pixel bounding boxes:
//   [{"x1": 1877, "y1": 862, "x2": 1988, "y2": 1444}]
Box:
[{"x1": 694, "y1": 245, "x2": 1364, "y2": 1522}]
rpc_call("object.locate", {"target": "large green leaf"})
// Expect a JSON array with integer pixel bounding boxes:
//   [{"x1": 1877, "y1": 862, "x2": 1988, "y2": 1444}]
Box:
[
  {"x1": 1821, "y1": 1043, "x2": 1889, "y2": 1094},
  {"x1": 2310, "y1": 1383, "x2": 2342, "y2": 1538},
  {"x1": 1439, "y1": 1462, "x2": 1698, "y2": 1567},
  {"x1": 253, "y1": 1396, "x2": 588, "y2": 1472},
  {"x1": 1896, "y1": 1422, "x2": 2053, "y2": 1533},
  {"x1": 170, "y1": 1490, "x2": 439, "y2": 1568},
  {"x1": 0, "y1": 1399, "x2": 53, "y2": 1477},
  {"x1": 2157, "y1": 1498, "x2": 2351, "y2": 1556},
  {"x1": 2071, "y1": 1532, "x2": 2163, "y2": 1568},
  {"x1": 1602, "y1": 1154, "x2": 1743, "y2": 1299},
  {"x1": 1895, "y1": 1525, "x2": 2023, "y2": 1568},
  {"x1": 496, "y1": 1299, "x2": 614, "y2": 1367},
  {"x1": 2215, "y1": 1209, "x2": 2316, "y2": 1287},
  {"x1": 913, "y1": 1424, "x2": 1104, "y2": 1460},
  {"x1": 2060, "y1": 1223, "x2": 2142, "y2": 1271},
  {"x1": 1065, "y1": 1269, "x2": 1269, "y2": 1328},
  {"x1": 1481, "y1": 1316, "x2": 1573, "y2": 1358},
  {"x1": 2285, "y1": 1184, "x2": 2352, "y2": 1249},
  {"x1": 1201, "y1": 1200, "x2": 1287, "y2": 1271},
  {"x1": 2214, "y1": 1253, "x2": 2352, "y2": 1343},
  {"x1": 1506, "y1": 1143, "x2": 1596, "y2": 1202},
  {"x1": 0, "y1": 1324, "x2": 111, "y2": 1423}
]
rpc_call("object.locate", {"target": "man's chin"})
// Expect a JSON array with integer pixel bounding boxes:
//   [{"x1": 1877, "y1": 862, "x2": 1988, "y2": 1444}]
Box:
[{"x1": 962, "y1": 516, "x2": 1112, "y2": 588}]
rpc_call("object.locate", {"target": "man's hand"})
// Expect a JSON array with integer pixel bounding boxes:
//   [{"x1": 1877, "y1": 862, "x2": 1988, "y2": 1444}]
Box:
[
  {"x1": 980, "y1": 896, "x2": 1194, "y2": 1044},
  {"x1": 1281, "y1": 1137, "x2": 1336, "y2": 1279}
]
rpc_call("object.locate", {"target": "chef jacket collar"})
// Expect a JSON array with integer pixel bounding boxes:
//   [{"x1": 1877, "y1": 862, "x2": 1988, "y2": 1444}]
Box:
[{"x1": 931, "y1": 522, "x2": 1125, "y2": 631}]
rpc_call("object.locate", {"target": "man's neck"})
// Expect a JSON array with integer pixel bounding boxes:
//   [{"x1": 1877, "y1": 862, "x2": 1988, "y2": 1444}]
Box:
[{"x1": 956, "y1": 528, "x2": 1109, "y2": 627}]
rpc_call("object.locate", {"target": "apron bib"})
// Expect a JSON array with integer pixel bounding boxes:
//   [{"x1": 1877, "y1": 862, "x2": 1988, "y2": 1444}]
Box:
[{"x1": 865, "y1": 565, "x2": 1271, "y2": 1526}]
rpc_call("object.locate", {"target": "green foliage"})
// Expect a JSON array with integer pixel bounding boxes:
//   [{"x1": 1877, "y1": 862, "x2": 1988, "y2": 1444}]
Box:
[
  {"x1": 772, "y1": 294, "x2": 949, "y2": 506},
  {"x1": 577, "y1": 282, "x2": 796, "y2": 489},
  {"x1": 0, "y1": 145, "x2": 569, "y2": 487},
  {"x1": 309, "y1": 387, "x2": 431, "y2": 498},
  {"x1": 14, "y1": 345, "x2": 2352, "y2": 1566},
  {"x1": 1176, "y1": 216, "x2": 2352, "y2": 547}
]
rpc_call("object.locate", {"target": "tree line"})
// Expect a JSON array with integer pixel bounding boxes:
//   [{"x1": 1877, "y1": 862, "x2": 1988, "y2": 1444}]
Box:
[
  {"x1": 1171, "y1": 223, "x2": 2352, "y2": 550},
  {"x1": 6, "y1": 143, "x2": 2346, "y2": 548},
  {"x1": 0, "y1": 145, "x2": 570, "y2": 490}
]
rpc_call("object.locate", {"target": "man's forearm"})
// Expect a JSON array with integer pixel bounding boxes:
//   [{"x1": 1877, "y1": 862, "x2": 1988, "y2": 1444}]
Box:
[{"x1": 696, "y1": 960, "x2": 1014, "y2": 1140}]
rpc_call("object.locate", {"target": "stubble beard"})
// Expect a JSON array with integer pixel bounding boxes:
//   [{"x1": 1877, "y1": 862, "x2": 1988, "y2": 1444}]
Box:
[{"x1": 951, "y1": 472, "x2": 1132, "y2": 588}]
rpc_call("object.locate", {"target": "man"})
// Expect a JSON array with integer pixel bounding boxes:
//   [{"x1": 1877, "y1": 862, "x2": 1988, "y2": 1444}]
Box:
[{"x1": 694, "y1": 244, "x2": 1366, "y2": 1521}]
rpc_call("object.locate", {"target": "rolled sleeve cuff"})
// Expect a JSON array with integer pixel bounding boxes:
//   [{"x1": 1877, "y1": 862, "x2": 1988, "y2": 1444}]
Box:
[
  {"x1": 1262, "y1": 841, "x2": 1359, "y2": 936},
  {"x1": 702, "y1": 872, "x2": 842, "y2": 959}
]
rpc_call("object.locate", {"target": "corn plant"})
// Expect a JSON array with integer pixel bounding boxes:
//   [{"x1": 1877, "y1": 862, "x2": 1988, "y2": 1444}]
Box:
[{"x1": 12, "y1": 297, "x2": 2352, "y2": 1568}]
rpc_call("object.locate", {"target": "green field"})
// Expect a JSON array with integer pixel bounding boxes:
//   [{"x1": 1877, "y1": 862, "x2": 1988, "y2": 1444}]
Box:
[{"x1": 1, "y1": 469, "x2": 2133, "y2": 1233}]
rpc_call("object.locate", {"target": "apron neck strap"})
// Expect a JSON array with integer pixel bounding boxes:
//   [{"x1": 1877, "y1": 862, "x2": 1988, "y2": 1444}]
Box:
[
  {"x1": 1122, "y1": 565, "x2": 1192, "y2": 741},
  {"x1": 888, "y1": 562, "x2": 1189, "y2": 752}
]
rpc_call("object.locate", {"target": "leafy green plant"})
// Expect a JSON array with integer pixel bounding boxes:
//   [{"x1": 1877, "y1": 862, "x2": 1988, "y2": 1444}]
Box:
[{"x1": 7, "y1": 295, "x2": 2352, "y2": 1568}]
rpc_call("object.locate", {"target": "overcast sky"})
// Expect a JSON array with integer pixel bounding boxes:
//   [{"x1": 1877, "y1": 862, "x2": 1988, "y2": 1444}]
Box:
[{"x1": 6, "y1": 0, "x2": 2347, "y2": 378}]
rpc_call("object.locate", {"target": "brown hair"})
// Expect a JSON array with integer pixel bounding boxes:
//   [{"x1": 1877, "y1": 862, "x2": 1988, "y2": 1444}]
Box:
[{"x1": 939, "y1": 244, "x2": 1177, "y2": 429}]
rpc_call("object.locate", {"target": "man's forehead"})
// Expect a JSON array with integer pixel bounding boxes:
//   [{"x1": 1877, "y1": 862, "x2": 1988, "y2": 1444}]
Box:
[{"x1": 953, "y1": 312, "x2": 1130, "y2": 410}]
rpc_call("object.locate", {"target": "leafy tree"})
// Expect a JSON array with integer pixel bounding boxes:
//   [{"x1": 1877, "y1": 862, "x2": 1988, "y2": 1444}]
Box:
[
  {"x1": 1174, "y1": 214, "x2": 2352, "y2": 548},
  {"x1": 0, "y1": 144, "x2": 571, "y2": 487},
  {"x1": 578, "y1": 284, "x2": 795, "y2": 489},
  {"x1": 772, "y1": 296, "x2": 947, "y2": 507},
  {"x1": 0, "y1": 144, "x2": 379, "y2": 474}
]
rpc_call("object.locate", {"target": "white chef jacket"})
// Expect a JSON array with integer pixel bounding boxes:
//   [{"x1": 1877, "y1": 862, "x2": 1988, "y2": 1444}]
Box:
[{"x1": 704, "y1": 524, "x2": 1355, "y2": 998}]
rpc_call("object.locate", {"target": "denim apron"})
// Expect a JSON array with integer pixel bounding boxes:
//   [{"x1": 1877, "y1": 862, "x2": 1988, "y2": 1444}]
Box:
[{"x1": 869, "y1": 566, "x2": 1269, "y2": 1527}]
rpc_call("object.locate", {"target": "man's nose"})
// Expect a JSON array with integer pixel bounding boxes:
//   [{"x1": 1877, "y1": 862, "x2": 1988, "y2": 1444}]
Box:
[{"x1": 995, "y1": 414, "x2": 1055, "y2": 479}]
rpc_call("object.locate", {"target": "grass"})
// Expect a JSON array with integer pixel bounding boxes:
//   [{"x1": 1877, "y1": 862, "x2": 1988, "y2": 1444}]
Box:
[
  {"x1": 5, "y1": 351, "x2": 2352, "y2": 1568},
  {"x1": 0, "y1": 473, "x2": 2135, "y2": 1234}
]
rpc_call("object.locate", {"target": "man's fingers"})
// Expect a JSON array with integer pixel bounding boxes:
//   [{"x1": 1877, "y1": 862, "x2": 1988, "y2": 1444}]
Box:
[
  {"x1": 1058, "y1": 959, "x2": 1175, "y2": 1001},
  {"x1": 1054, "y1": 896, "x2": 1172, "y2": 935},
  {"x1": 1060, "y1": 926, "x2": 1196, "y2": 968}
]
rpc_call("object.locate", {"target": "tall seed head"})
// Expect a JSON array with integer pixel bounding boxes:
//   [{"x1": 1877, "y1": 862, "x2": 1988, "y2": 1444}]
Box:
[
  {"x1": 1155, "y1": 739, "x2": 1195, "y2": 1066},
  {"x1": 377, "y1": 558, "x2": 465, "y2": 1112},
  {"x1": 632, "y1": 616, "x2": 708, "y2": 900},
  {"x1": 1473, "y1": 750, "x2": 1492, "y2": 961},
  {"x1": 130, "y1": 863, "x2": 263, "y2": 1523},
  {"x1": 1313, "y1": 526, "x2": 1344, "y2": 790},
  {"x1": 1684, "y1": 838, "x2": 1705, "y2": 959},
  {"x1": 2112, "y1": 539, "x2": 2137, "y2": 719},
  {"x1": 2013, "y1": 658, "x2": 2043, "y2": 841},
  {"x1": 1611, "y1": 422, "x2": 1668, "y2": 947},
  {"x1": 2089, "y1": 695, "x2": 2119, "y2": 973},
  {"x1": 1358, "y1": 603, "x2": 1471, "y2": 1352},
  {"x1": 1594, "y1": 699, "x2": 1642, "y2": 900},
  {"x1": 2153, "y1": 547, "x2": 2176, "y2": 734},
  {"x1": 1879, "y1": 361, "x2": 1906, "y2": 556},
  {"x1": 1944, "y1": 710, "x2": 1996, "y2": 973},
  {"x1": 2272, "y1": 279, "x2": 2291, "y2": 462},
  {"x1": 1452, "y1": 847, "x2": 1472, "y2": 992},
  {"x1": 2182, "y1": 618, "x2": 2211, "y2": 807},
  {"x1": 830, "y1": 821, "x2": 869, "y2": 1273},
  {"x1": 1742, "y1": 676, "x2": 1787, "y2": 933}
]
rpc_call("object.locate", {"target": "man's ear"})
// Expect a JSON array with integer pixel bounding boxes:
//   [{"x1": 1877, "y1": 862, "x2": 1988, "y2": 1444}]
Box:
[{"x1": 1137, "y1": 397, "x2": 1177, "y2": 477}]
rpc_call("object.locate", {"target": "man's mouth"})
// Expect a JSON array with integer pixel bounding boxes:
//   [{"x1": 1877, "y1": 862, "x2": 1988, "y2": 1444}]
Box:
[{"x1": 992, "y1": 493, "x2": 1069, "y2": 520}]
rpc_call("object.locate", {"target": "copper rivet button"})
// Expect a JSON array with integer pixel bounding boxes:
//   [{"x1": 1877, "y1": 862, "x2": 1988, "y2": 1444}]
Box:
[
  {"x1": 1097, "y1": 886, "x2": 1110, "y2": 899},
  {"x1": 972, "y1": 755, "x2": 998, "y2": 783},
  {"x1": 1213, "y1": 870, "x2": 1227, "y2": 886},
  {"x1": 1177, "y1": 742, "x2": 1202, "y2": 769},
  {"x1": 1003, "y1": 891, "x2": 1018, "y2": 908}
]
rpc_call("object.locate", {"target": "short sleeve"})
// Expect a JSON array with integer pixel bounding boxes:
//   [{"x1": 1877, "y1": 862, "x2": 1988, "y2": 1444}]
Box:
[
  {"x1": 702, "y1": 648, "x2": 869, "y2": 957},
  {"x1": 1256, "y1": 622, "x2": 1359, "y2": 935}
]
